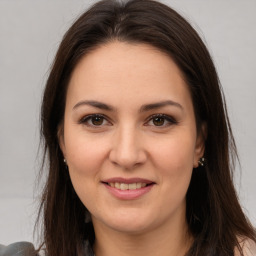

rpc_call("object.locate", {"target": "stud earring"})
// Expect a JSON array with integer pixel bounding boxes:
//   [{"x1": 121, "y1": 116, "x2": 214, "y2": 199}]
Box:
[
  {"x1": 198, "y1": 157, "x2": 206, "y2": 167},
  {"x1": 63, "y1": 158, "x2": 68, "y2": 169},
  {"x1": 63, "y1": 158, "x2": 68, "y2": 166}
]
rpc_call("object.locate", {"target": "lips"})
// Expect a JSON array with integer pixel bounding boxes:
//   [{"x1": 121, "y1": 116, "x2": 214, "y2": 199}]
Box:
[
  {"x1": 102, "y1": 177, "x2": 155, "y2": 189},
  {"x1": 108, "y1": 182, "x2": 147, "y2": 190},
  {"x1": 102, "y1": 177, "x2": 155, "y2": 200}
]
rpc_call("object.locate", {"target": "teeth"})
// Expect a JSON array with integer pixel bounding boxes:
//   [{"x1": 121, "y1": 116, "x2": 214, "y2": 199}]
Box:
[
  {"x1": 128, "y1": 183, "x2": 136, "y2": 190},
  {"x1": 120, "y1": 183, "x2": 129, "y2": 190},
  {"x1": 108, "y1": 182, "x2": 148, "y2": 190},
  {"x1": 136, "y1": 183, "x2": 142, "y2": 189}
]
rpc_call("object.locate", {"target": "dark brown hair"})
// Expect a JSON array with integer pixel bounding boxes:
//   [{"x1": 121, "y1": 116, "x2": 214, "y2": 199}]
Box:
[{"x1": 39, "y1": 0, "x2": 256, "y2": 255}]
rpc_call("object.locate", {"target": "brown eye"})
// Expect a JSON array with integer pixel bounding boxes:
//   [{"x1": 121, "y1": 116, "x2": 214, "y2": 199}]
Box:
[
  {"x1": 146, "y1": 114, "x2": 177, "y2": 128},
  {"x1": 91, "y1": 116, "x2": 104, "y2": 126},
  {"x1": 152, "y1": 116, "x2": 165, "y2": 126},
  {"x1": 79, "y1": 114, "x2": 109, "y2": 127}
]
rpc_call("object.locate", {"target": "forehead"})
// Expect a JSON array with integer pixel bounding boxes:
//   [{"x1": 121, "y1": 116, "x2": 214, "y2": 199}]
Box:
[{"x1": 66, "y1": 41, "x2": 192, "y2": 110}]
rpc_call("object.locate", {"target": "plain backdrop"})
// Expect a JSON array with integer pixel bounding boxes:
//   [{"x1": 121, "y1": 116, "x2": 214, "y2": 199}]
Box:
[{"x1": 0, "y1": 0, "x2": 255, "y2": 245}]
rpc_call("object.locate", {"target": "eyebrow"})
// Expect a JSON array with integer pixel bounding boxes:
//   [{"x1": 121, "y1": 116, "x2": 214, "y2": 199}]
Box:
[
  {"x1": 73, "y1": 100, "x2": 114, "y2": 111},
  {"x1": 72, "y1": 100, "x2": 183, "y2": 112},
  {"x1": 139, "y1": 100, "x2": 183, "y2": 112}
]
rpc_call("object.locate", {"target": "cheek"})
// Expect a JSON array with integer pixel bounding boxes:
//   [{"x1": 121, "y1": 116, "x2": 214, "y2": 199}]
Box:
[
  {"x1": 150, "y1": 133, "x2": 196, "y2": 172},
  {"x1": 149, "y1": 132, "x2": 195, "y2": 197},
  {"x1": 64, "y1": 130, "x2": 108, "y2": 176},
  {"x1": 64, "y1": 136, "x2": 107, "y2": 207}
]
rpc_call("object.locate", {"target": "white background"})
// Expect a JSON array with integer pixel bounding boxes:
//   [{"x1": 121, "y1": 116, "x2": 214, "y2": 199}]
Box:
[{"x1": 0, "y1": 0, "x2": 255, "y2": 245}]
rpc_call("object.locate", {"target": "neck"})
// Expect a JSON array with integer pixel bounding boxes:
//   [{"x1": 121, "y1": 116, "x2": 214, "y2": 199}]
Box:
[{"x1": 92, "y1": 212, "x2": 192, "y2": 256}]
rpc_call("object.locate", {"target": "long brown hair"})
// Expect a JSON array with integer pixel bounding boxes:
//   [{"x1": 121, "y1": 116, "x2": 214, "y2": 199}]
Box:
[{"x1": 38, "y1": 0, "x2": 256, "y2": 255}]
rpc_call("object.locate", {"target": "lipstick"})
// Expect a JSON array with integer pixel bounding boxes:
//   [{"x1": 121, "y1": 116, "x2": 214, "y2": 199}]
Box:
[{"x1": 101, "y1": 177, "x2": 155, "y2": 200}]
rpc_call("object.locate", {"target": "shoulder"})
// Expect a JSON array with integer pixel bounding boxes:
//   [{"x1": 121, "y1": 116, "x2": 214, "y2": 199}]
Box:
[
  {"x1": 0, "y1": 242, "x2": 38, "y2": 256},
  {"x1": 235, "y1": 238, "x2": 256, "y2": 256}
]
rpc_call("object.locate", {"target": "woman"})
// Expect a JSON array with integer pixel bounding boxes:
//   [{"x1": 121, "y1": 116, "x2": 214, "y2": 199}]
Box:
[{"x1": 1, "y1": 0, "x2": 255, "y2": 255}]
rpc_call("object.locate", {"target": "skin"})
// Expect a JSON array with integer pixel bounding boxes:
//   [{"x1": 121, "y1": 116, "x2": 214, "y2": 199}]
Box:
[{"x1": 59, "y1": 41, "x2": 205, "y2": 256}]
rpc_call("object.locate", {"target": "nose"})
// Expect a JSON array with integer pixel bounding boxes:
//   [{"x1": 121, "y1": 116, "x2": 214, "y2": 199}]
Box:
[{"x1": 109, "y1": 125, "x2": 147, "y2": 170}]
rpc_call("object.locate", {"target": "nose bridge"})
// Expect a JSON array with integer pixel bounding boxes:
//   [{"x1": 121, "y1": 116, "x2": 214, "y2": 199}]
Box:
[{"x1": 109, "y1": 123, "x2": 146, "y2": 169}]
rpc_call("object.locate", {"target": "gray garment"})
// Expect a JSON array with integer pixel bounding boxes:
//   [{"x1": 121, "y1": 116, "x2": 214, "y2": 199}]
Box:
[
  {"x1": 0, "y1": 241, "x2": 94, "y2": 256},
  {"x1": 0, "y1": 242, "x2": 37, "y2": 256}
]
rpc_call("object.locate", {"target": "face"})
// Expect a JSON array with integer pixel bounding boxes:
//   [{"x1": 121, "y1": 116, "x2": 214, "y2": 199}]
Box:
[{"x1": 60, "y1": 41, "x2": 205, "y2": 236}]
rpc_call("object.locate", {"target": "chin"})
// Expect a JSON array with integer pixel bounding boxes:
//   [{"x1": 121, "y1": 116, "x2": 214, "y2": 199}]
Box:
[
  {"x1": 94, "y1": 209, "x2": 157, "y2": 235},
  {"x1": 108, "y1": 220, "x2": 152, "y2": 234}
]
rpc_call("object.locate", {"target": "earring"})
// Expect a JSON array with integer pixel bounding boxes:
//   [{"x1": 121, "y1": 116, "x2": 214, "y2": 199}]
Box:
[
  {"x1": 63, "y1": 158, "x2": 68, "y2": 169},
  {"x1": 198, "y1": 157, "x2": 206, "y2": 167}
]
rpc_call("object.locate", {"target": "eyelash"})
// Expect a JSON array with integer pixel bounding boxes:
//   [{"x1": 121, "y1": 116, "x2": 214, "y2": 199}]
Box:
[
  {"x1": 145, "y1": 114, "x2": 178, "y2": 127},
  {"x1": 79, "y1": 114, "x2": 110, "y2": 127},
  {"x1": 79, "y1": 113, "x2": 177, "y2": 128}
]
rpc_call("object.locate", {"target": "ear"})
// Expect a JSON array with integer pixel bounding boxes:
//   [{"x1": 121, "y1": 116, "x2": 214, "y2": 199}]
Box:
[
  {"x1": 57, "y1": 123, "x2": 66, "y2": 158},
  {"x1": 193, "y1": 122, "x2": 207, "y2": 168}
]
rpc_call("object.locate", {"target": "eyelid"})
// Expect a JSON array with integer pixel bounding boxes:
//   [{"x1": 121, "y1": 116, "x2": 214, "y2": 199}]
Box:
[
  {"x1": 145, "y1": 113, "x2": 178, "y2": 126},
  {"x1": 79, "y1": 114, "x2": 112, "y2": 126},
  {"x1": 78, "y1": 113, "x2": 177, "y2": 128}
]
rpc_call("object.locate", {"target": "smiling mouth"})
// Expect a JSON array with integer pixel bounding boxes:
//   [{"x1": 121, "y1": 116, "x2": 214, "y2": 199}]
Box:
[
  {"x1": 106, "y1": 182, "x2": 149, "y2": 190},
  {"x1": 102, "y1": 179, "x2": 155, "y2": 199},
  {"x1": 102, "y1": 181, "x2": 155, "y2": 191}
]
